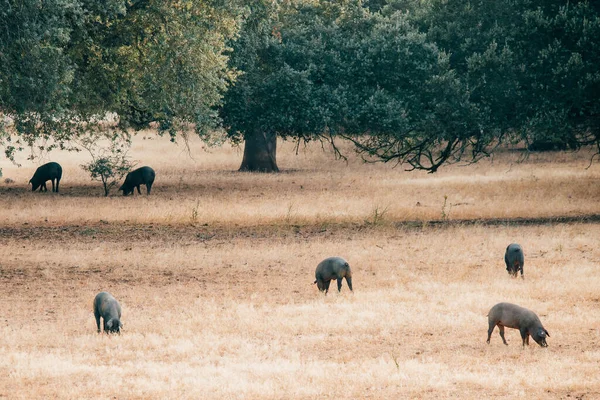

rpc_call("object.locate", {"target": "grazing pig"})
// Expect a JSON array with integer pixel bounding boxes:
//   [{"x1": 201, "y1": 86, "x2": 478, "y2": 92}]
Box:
[
  {"x1": 29, "y1": 162, "x2": 62, "y2": 192},
  {"x1": 93, "y1": 292, "x2": 122, "y2": 334},
  {"x1": 486, "y1": 302, "x2": 549, "y2": 347},
  {"x1": 119, "y1": 166, "x2": 155, "y2": 196},
  {"x1": 504, "y1": 243, "x2": 524, "y2": 278},
  {"x1": 314, "y1": 256, "x2": 353, "y2": 294}
]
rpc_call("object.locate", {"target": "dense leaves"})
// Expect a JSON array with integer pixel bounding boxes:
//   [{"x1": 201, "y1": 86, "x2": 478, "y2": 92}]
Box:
[
  {"x1": 223, "y1": 1, "x2": 482, "y2": 171},
  {"x1": 0, "y1": 0, "x2": 240, "y2": 163},
  {"x1": 418, "y1": 0, "x2": 600, "y2": 154},
  {"x1": 2, "y1": 0, "x2": 599, "y2": 173},
  {"x1": 223, "y1": 0, "x2": 600, "y2": 172}
]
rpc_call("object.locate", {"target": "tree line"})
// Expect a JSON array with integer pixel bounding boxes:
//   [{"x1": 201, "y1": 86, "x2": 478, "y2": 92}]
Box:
[{"x1": 1, "y1": 0, "x2": 598, "y2": 177}]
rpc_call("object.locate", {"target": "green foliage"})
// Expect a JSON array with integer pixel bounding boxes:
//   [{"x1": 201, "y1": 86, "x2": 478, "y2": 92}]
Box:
[
  {"x1": 519, "y1": 2, "x2": 600, "y2": 150},
  {"x1": 344, "y1": 0, "x2": 600, "y2": 167},
  {"x1": 3, "y1": 0, "x2": 598, "y2": 172},
  {"x1": 221, "y1": 0, "x2": 283, "y2": 143},
  {"x1": 418, "y1": 0, "x2": 600, "y2": 152},
  {"x1": 1, "y1": 0, "x2": 241, "y2": 160},
  {"x1": 223, "y1": 0, "x2": 600, "y2": 171},
  {"x1": 223, "y1": 1, "x2": 480, "y2": 171}
]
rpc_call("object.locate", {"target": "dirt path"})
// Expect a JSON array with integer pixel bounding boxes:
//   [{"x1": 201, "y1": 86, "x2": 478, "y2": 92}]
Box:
[{"x1": 2, "y1": 213, "x2": 600, "y2": 244}]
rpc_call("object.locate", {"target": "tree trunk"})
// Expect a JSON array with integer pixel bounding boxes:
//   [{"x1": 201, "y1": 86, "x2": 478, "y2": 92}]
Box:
[{"x1": 239, "y1": 131, "x2": 279, "y2": 172}]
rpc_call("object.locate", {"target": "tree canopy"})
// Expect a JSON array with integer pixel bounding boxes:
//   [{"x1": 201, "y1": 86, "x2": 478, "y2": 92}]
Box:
[
  {"x1": 2, "y1": 0, "x2": 599, "y2": 173},
  {"x1": 222, "y1": 0, "x2": 600, "y2": 172},
  {"x1": 0, "y1": 0, "x2": 240, "y2": 161},
  {"x1": 415, "y1": 0, "x2": 600, "y2": 153}
]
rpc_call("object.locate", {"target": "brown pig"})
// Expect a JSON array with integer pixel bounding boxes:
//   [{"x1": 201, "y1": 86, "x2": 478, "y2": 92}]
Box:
[{"x1": 487, "y1": 302, "x2": 549, "y2": 347}]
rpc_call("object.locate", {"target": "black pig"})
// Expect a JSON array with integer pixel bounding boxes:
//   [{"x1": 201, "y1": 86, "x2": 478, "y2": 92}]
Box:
[
  {"x1": 504, "y1": 243, "x2": 524, "y2": 278},
  {"x1": 314, "y1": 256, "x2": 353, "y2": 294},
  {"x1": 29, "y1": 162, "x2": 62, "y2": 192},
  {"x1": 93, "y1": 292, "x2": 123, "y2": 334},
  {"x1": 119, "y1": 166, "x2": 155, "y2": 196}
]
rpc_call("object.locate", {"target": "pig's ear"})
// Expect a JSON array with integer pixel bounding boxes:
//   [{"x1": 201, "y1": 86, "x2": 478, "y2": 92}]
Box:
[
  {"x1": 106, "y1": 320, "x2": 113, "y2": 329},
  {"x1": 544, "y1": 329, "x2": 550, "y2": 337}
]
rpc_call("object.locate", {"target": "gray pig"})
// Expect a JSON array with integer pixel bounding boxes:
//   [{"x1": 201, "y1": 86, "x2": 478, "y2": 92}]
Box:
[
  {"x1": 119, "y1": 166, "x2": 155, "y2": 196},
  {"x1": 314, "y1": 256, "x2": 353, "y2": 294},
  {"x1": 29, "y1": 162, "x2": 62, "y2": 192},
  {"x1": 504, "y1": 243, "x2": 524, "y2": 278},
  {"x1": 486, "y1": 302, "x2": 549, "y2": 347},
  {"x1": 93, "y1": 292, "x2": 123, "y2": 334}
]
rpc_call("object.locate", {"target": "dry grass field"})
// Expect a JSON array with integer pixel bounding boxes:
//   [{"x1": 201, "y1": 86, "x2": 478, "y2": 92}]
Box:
[{"x1": 1, "y1": 133, "x2": 600, "y2": 399}]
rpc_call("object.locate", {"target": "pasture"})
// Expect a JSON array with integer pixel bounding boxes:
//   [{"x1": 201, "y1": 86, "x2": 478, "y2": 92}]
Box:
[{"x1": 1, "y1": 134, "x2": 599, "y2": 399}]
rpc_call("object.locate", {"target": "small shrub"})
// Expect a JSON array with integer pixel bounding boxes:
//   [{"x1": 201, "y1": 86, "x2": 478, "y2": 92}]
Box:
[
  {"x1": 190, "y1": 199, "x2": 200, "y2": 224},
  {"x1": 366, "y1": 205, "x2": 389, "y2": 226},
  {"x1": 79, "y1": 135, "x2": 135, "y2": 196},
  {"x1": 285, "y1": 202, "x2": 296, "y2": 224},
  {"x1": 441, "y1": 195, "x2": 452, "y2": 221}
]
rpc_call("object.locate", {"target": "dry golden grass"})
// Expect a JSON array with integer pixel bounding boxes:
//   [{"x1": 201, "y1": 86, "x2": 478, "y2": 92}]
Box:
[
  {"x1": 1, "y1": 134, "x2": 599, "y2": 399},
  {"x1": 2, "y1": 133, "x2": 600, "y2": 227}
]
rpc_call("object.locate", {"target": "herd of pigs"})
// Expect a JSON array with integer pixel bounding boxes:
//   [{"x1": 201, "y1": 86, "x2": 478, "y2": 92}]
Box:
[
  {"x1": 28, "y1": 161, "x2": 155, "y2": 195},
  {"x1": 29, "y1": 162, "x2": 549, "y2": 347}
]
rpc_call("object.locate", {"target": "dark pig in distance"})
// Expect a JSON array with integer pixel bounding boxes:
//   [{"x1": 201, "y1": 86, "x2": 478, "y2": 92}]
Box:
[
  {"x1": 504, "y1": 243, "x2": 524, "y2": 278},
  {"x1": 119, "y1": 166, "x2": 155, "y2": 196},
  {"x1": 93, "y1": 292, "x2": 123, "y2": 334},
  {"x1": 314, "y1": 256, "x2": 353, "y2": 294},
  {"x1": 486, "y1": 302, "x2": 549, "y2": 347},
  {"x1": 29, "y1": 162, "x2": 62, "y2": 192}
]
